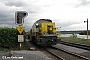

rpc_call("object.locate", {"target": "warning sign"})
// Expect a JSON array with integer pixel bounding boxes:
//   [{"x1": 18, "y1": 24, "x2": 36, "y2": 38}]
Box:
[
  {"x1": 18, "y1": 35, "x2": 24, "y2": 42},
  {"x1": 16, "y1": 26, "x2": 24, "y2": 34}
]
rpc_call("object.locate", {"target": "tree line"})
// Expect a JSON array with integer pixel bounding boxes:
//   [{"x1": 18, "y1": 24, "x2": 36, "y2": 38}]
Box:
[{"x1": 79, "y1": 30, "x2": 90, "y2": 35}]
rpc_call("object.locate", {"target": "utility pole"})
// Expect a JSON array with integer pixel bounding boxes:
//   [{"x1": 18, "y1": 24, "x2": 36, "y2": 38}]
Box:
[{"x1": 84, "y1": 18, "x2": 88, "y2": 40}]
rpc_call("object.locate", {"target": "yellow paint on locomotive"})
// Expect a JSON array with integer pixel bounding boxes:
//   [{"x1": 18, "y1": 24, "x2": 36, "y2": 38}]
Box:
[
  {"x1": 41, "y1": 22, "x2": 56, "y2": 34},
  {"x1": 30, "y1": 21, "x2": 57, "y2": 38}
]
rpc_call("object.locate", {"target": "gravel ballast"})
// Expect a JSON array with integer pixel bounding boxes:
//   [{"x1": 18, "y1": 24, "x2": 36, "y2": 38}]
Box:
[
  {"x1": 54, "y1": 44, "x2": 89, "y2": 53},
  {"x1": 0, "y1": 50, "x2": 52, "y2": 60}
]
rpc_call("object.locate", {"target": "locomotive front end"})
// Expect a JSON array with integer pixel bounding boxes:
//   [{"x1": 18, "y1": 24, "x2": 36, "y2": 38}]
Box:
[
  {"x1": 31, "y1": 19, "x2": 58, "y2": 46},
  {"x1": 37, "y1": 21, "x2": 57, "y2": 46}
]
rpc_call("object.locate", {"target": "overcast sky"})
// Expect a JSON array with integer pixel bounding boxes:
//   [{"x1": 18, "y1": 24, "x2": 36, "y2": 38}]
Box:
[{"x1": 0, "y1": 0, "x2": 90, "y2": 31}]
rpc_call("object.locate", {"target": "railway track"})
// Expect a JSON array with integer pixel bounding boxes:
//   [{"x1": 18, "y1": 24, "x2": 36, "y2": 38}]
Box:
[
  {"x1": 45, "y1": 46, "x2": 90, "y2": 60},
  {"x1": 60, "y1": 40, "x2": 90, "y2": 51},
  {"x1": 25, "y1": 39, "x2": 90, "y2": 60},
  {"x1": 26, "y1": 39, "x2": 65, "y2": 60},
  {"x1": 45, "y1": 48, "x2": 65, "y2": 60}
]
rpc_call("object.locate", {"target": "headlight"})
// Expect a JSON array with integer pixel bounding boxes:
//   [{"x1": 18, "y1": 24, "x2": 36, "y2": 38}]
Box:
[{"x1": 36, "y1": 23, "x2": 38, "y2": 26}]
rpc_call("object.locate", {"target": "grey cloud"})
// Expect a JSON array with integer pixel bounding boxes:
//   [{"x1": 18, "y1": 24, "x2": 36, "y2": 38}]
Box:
[
  {"x1": 76, "y1": 0, "x2": 90, "y2": 7},
  {"x1": 0, "y1": 13, "x2": 10, "y2": 18},
  {"x1": 5, "y1": 1, "x2": 26, "y2": 7},
  {"x1": 0, "y1": 11, "x2": 15, "y2": 28},
  {"x1": 0, "y1": 12, "x2": 15, "y2": 22},
  {"x1": 0, "y1": 18, "x2": 15, "y2": 27},
  {"x1": 56, "y1": 21, "x2": 80, "y2": 28}
]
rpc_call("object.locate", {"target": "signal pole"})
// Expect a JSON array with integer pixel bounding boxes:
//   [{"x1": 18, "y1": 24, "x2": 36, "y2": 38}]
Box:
[
  {"x1": 84, "y1": 18, "x2": 88, "y2": 40},
  {"x1": 15, "y1": 11, "x2": 28, "y2": 50}
]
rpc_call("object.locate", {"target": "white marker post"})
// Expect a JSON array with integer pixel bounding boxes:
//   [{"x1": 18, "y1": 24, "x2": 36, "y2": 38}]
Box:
[
  {"x1": 18, "y1": 35, "x2": 24, "y2": 49},
  {"x1": 20, "y1": 43, "x2": 21, "y2": 49}
]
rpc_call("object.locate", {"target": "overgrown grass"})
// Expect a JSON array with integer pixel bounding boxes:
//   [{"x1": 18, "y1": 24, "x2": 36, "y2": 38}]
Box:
[{"x1": 60, "y1": 37, "x2": 90, "y2": 45}]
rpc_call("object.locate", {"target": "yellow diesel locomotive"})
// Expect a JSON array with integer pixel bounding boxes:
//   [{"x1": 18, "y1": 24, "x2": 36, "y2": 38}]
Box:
[{"x1": 28, "y1": 19, "x2": 58, "y2": 46}]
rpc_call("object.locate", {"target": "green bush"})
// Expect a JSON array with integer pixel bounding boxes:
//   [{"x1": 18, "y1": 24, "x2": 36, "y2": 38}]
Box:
[{"x1": 0, "y1": 27, "x2": 19, "y2": 48}]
